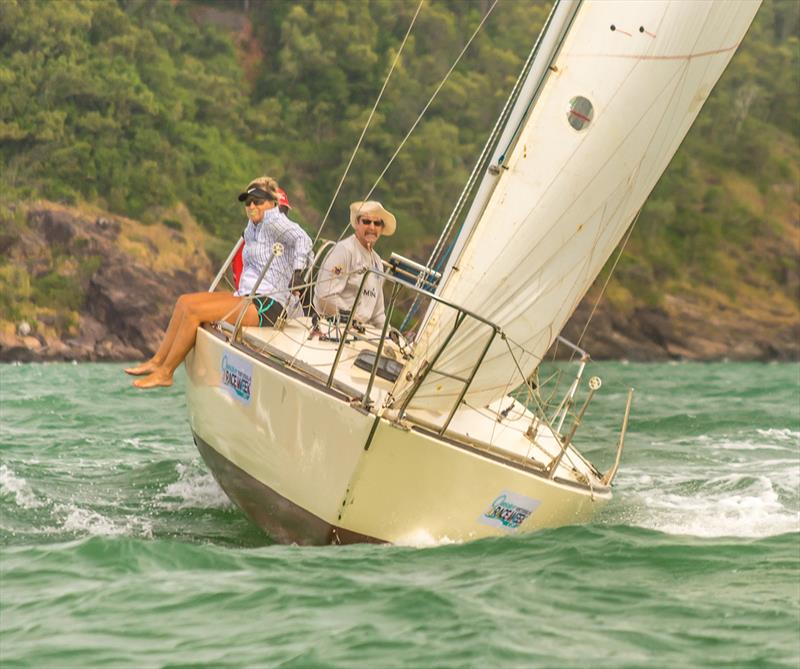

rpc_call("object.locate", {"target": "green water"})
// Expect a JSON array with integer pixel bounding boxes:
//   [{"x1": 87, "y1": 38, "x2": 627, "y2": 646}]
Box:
[{"x1": 1, "y1": 362, "x2": 798, "y2": 668}]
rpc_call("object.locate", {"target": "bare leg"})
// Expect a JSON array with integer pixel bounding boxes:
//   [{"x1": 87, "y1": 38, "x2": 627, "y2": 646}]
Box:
[
  {"x1": 133, "y1": 293, "x2": 260, "y2": 389},
  {"x1": 125, "y1": 300, "x2": 189, "y2": 375}
]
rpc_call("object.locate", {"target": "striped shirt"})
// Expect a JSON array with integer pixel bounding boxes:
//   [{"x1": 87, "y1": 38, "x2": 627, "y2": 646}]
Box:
[{"x1": 236, "y1": 207, "x2": 313, "y2": 307}]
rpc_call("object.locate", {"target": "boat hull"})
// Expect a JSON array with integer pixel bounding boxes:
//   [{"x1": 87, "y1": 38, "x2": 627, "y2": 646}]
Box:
[
  {"x1": 185, "y1": 327, "x2": 611, "y2": 545},
  {"x1": 193, "y1": 432, "x2": 382, "y2": 544}
]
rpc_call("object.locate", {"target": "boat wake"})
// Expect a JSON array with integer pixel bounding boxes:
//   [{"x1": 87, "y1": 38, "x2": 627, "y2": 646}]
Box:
[{"x1": 611, "y1": 429, "x2": 800, "y2": 539}]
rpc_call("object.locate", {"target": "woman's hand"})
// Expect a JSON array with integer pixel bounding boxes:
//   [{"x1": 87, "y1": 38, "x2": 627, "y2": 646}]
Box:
[{"x1": 290, "y1": 270, "x2": 305, "y2": 297}]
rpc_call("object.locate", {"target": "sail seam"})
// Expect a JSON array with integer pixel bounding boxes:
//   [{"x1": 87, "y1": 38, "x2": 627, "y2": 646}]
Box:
[{"x1": 568, "y1": 40, "x2": 743, "y2": 62}]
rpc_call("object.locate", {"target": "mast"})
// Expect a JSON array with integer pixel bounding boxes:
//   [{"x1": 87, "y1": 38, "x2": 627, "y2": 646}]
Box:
[{"x1": 432, "y1": 0, "x2": 582, "y2": 291}]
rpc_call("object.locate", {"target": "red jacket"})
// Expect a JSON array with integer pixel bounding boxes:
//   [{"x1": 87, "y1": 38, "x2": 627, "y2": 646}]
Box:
[{"x1": 232, "y1": 240, "x2": 244, "y2": 289}]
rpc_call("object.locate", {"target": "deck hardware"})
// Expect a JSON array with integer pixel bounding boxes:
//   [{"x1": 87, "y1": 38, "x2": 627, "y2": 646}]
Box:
[
  {"x1": 551, "y1": 338, "x2": 590, "y2": 433},
  {"x1": 363, "y1": 414, "x2": 382, "y2": 451},
  {"x1": 208, "y1": 237, "x2": 244, "y2": 293},
  {"x1": 327, "y1": 271, "x2": 369, "y2": 388},
  {"x1": 397, "y1": 311, "x2": 469, "y2": 420},
  {"x1": 362, "y1": 281, "x2": 401, "y2": 409},
  {"x1": 439, "y1": 328, "x2": 498, "y2": 434},
  {"x1": 498, "y1": 400, "x2": 516, "y2": 421},
  {"x1": 546, "y1": 377, "x2": 601, "y2": 478},
  {"x1": 602, "y1": 388, "x2": 634, "y2": 485}
]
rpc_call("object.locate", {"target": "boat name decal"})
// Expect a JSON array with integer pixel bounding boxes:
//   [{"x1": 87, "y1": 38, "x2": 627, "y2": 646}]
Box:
[
  {"x1": 221, "y1": 353, "x2": 253, "y2": 403},
  {"x1": 479, "y1": 491, "x2": 541, "y2": 531}
]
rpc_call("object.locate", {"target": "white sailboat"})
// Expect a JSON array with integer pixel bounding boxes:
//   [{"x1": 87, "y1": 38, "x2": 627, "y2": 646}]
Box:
[{"x1": 184, "y1": 0, "x2": 761, "y2": 545}]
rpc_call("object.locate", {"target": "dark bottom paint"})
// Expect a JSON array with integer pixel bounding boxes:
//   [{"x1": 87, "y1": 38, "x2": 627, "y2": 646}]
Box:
[{"x1": 193, "y1": 432, "x2": 384, "y2": 546}]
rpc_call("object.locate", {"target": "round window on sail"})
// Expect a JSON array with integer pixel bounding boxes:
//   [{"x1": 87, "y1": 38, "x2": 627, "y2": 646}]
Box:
[{"x1": 567, "y1": 96, "x2": 593, "y2": 131}]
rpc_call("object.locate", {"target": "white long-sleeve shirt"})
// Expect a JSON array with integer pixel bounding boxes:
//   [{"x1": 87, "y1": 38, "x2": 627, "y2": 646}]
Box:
[
  {"x1": 236, "y1": 207, "x2": 313, "y2": 307},
  {"x1": 313, "y1": 235, "x2": 386, "y2": 328}
]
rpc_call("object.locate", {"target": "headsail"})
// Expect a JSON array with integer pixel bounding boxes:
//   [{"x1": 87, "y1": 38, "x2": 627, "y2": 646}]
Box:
[{"x1": 392, "y1": 0, "x2": 761, "y2": 417}]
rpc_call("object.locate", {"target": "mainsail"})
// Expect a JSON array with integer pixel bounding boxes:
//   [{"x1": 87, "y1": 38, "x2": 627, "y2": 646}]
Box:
[{"x1": 392, "y1": 0, "x2": 761, "y2": 416}]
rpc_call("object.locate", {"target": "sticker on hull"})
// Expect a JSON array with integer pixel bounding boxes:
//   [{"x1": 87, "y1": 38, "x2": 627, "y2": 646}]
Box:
[
  {"x1": 479, "y1": 491, "x2": 541, "y2": 531},
  {"x1": 220, "y1": 353, "x2": 253, "y2": 403}
]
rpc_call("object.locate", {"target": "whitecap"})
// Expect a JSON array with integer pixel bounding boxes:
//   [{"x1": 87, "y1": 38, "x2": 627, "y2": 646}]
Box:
[
  {"x1": 621, "y1": 473, "x2": 800, "y2": 538},
  {"x1": 756, "y1": 428, "x2": 800, "y2": 442},
  {"x1": 0, "y1": 464, "x2": 43, "y2": 509},
  {"x1": 57, "y1": 503, "x2": 153, "y2": 538}
]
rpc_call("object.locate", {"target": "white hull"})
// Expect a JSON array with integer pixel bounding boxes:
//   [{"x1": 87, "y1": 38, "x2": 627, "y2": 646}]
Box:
[{"x1": 185, "y1": 324, "x2": 611, "y2": 545}]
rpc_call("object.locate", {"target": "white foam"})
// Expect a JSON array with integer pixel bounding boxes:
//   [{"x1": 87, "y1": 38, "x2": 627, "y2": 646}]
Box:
[
  {"x1": 756, "y1": 428, "x2": 800, "y2": 442},
  {"x1": 157, "y1": 463, "x2": 232, "y2": 510},
  {"x1": 0, "y1": 465, "x2": 43, "y2": 509},
  {"x1": 393, "y1": 529, "x2": 461, "y2": 548},
  {"x1": 57, "y1": 504, "x2": 153, "y2": 538},
  {"x1": 619, "y1": 470, "x2": 800, "y2": 538}
]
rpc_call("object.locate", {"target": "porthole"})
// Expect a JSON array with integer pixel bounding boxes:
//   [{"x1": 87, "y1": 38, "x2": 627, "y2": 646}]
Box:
[{"x1": 567, "y1": 96, "x2": 593, "y2": 131}]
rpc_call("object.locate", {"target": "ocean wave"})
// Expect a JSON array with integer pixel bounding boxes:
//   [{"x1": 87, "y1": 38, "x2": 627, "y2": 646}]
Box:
[
  {"x1": 56, "y1": 503, "x2": 154, "y2": 539},
  {"x1": 0, "y1": 465, "x2": 43, "y2": 509}
]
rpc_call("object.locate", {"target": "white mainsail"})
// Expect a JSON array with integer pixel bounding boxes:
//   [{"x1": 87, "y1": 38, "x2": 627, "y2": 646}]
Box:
[{"x1": 392, "y1": 0, "x2": 761, "y2": 416}]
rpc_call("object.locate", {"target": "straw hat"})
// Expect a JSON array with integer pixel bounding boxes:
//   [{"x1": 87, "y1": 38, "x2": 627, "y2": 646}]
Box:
[{"x1": 349, "y1": 201, "x2": 396, "y2": 236}]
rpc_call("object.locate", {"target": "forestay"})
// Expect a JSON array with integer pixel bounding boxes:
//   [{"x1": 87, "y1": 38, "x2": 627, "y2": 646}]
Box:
[{"x1": 391, "y1": 0, "x2": 761, "y2": 415}]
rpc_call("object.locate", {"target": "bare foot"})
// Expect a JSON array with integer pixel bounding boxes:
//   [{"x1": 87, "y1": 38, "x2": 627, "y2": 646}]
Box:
[
  {"x1": 132, "y1": 371, "x2": 174, "y2": 389},
  {"x1": 124, "y1": 362, "x2": 158, "y2": 376}
]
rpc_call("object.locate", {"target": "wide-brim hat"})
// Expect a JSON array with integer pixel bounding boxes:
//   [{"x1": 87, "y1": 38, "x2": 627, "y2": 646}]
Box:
[{"x1": 349, "y1": 200, "x2": 396, "y2": 236}]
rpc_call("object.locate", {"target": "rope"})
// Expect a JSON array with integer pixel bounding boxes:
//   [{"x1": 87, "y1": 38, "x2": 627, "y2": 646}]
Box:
[
  {"x1": 355, "y1": 0, "x2": 499, "y2": 209},
  {"x1": 313, "y1": 0, "x2": 425, "y2": 245},
  {"x1": 573, "y1": 209, "x2": 641, "y2": 353}
]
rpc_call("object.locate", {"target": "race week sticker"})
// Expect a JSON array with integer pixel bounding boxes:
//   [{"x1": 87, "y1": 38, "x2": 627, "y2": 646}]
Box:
[
  {"x1": 220, "y1": 353, "x2": 253, "y2": 404},
  {"x1": 479, "y1": 491, "x2": 541, "y2": 531}
]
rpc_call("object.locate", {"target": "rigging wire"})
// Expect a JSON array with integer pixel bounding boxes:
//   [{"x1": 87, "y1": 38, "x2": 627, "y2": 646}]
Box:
[
  {"x1": 352, "y1": 0, "x2": 500, "y2": 219},
  {"x1": 573, "y1": 210, "x2": 641, "y2": 353},
  {"x1": 312, "y1": 0, "x2": 425, "y2": 246}
]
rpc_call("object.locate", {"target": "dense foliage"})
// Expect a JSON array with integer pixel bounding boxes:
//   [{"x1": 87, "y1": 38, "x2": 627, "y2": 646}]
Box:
[{"x1": 1, "y1": 0, "x2": 797, "y2": 307}]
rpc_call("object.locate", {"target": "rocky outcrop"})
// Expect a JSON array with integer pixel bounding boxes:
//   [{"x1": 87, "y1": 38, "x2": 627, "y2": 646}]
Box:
[
  {"x1": 0, "y1": 204, "x2": 212, "y2": 362},
  {"x1": 559, "y1": 292, "x2": 799, "y2": 361}
]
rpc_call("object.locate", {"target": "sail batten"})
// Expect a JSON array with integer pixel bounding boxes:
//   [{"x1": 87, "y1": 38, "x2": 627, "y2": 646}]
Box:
[{"x1": 392, "y1": 0, "x2": 761, "y2": 417}]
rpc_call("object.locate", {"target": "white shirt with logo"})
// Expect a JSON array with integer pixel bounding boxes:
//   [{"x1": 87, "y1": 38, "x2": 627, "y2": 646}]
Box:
[{"x1": 313, "y1": 235, "x2": 385, "y2": 328}]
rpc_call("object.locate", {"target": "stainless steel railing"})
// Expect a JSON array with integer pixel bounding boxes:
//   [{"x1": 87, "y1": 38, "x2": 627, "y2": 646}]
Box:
[{"x1": 208, "y1": 246, "x2": 629, "y2": 479}]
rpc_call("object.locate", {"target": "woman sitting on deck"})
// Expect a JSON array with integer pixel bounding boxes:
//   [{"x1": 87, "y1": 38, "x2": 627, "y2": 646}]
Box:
[{"x1": 125, "y1": 176, "x2": 313, "y2": 389}]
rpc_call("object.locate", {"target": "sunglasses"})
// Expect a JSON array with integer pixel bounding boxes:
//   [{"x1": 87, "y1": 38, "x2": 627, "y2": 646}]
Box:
[
  {"x1": 359, "y1": 218, "x2": 384, "y2": 228},
  {"x1": 244, "y1": 197, "x2": 268, "y2": 207}
]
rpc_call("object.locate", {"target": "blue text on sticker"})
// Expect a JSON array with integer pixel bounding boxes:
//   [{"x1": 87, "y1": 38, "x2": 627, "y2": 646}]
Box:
[
  {"x1": 479, "y1": 490, "x2": 541, "y2": 531},
  {"x1": 221, "y1": 353, "x2": 253, "y2": 403}
]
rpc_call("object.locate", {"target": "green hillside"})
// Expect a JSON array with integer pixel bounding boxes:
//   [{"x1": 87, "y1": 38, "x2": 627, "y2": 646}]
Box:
[{"x1": 1, "y1": 0, "x2": 797, "y2": 342}]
